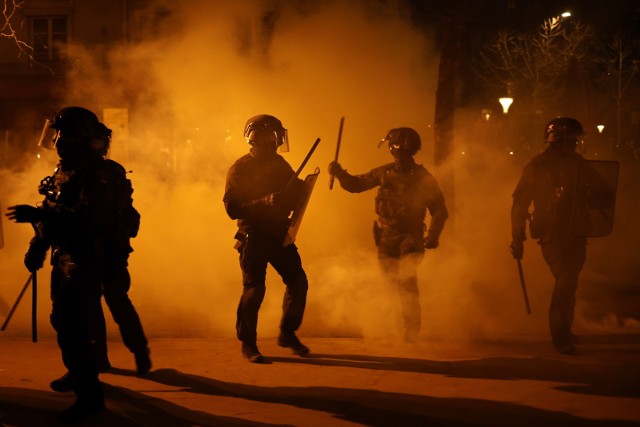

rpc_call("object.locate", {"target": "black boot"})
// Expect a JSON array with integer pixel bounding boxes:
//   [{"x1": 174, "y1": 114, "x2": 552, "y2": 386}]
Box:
[
  {"x1": 50, "y1": 371, "x2": 74, "y2": 393},
  {"x1": 135, "y1": 347, "x2": 152, "y2": 375},
  {"x1": 241, "y1": 342, "x2": 265, "y2": 363},
  {"x1": 59, "y1": 385, "x2": 105, "y2": 423},
  {"x1": 278, "y1": 332, "x2": 309, "y2": 356}
]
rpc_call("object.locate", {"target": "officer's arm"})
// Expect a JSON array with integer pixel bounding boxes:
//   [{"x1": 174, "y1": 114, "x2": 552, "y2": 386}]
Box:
[
  {"x1": 425, "y1": 177, "x2": 448, "y2": 245},
  {"x1": 336, "y1": 168, "x2": 380, "y2": 193},
  {"x1": 511, "y1": 164, "x2": 534, "y2": 244}
]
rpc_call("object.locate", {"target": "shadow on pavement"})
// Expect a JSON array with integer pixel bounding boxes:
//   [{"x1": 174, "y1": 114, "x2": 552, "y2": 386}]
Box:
[
  {"x1": 0, "y1": 385, "x2": 279, "y2": 426},
  {"x1": 126, "y1": 367, "x2": 637, "y2": 427},
  {"x1": 266, "y1": 335, "x2": 640, "y2": 399}
]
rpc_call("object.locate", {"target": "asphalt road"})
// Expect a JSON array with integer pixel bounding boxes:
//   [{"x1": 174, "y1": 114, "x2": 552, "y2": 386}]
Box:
[{"x1": 1, "y1": 335, "x2": 639, "y2": 426}]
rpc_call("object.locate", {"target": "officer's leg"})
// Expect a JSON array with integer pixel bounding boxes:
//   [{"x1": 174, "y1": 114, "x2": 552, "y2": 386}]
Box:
[
  {"x1": 398, "y1": 236, "x2": 424, "y2": 341},
  {"x1": 57, "y1": 263, "x2": 104, "y2": 421},
  {"x1": 271, "y1": 243, "x2": 308, "y2": 335},
  {"x1": 541, "y1": 239, "x2": 586, "y2": 352},
  {"x1": 271, "y1": 242, "x2": 309, "y2": 355},
  {"x1": 397, "y1": 251, "x2": 423, "y2": 342},
  {"x1": 102, "y1": 264, "x2": 150, "y2": 372},
  {"x1": 87, "y1": 297, "x2": 110, "y2": 371},
  {"x1": 49, "y1": 263, "x2": 76, "y2": 392},
  {"x1": 236, "y1": 234, "x2": 268, "y2": 344}
]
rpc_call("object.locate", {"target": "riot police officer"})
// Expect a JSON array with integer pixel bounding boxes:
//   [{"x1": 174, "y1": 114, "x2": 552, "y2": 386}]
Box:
[
  {"x1": 329, "y1": 127, "x2": 448, "y2": 342},
  {"x1": 510, "y1": 117, "x2": 592, "y2": 355},
  {"x1": 6, "y1": 106, "x2": 148, "y2": 421},
  {"x1": 223, "y1": 114, "x2": 310, "y2": 363}
]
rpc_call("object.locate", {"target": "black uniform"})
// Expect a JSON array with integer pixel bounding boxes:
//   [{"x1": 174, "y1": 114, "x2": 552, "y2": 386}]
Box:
[
  {"x1": 35, "y1": 158, "x2": 149, "y2": 374},
  {"x1": 39, "y1": 157, "x2": 131, "y2": 411},
  {"x1": 223, "y1": 147, "x2": 307, "y2": 345},
  {"x1": 85, "y1": 160, "x2": 150, "y2": 373},
  {"x1": 512, "y1": 143, "x2": 586, "y2": 351},
  {"x1": 335, "y1": 159, "x2": 448, "y2": 340}
]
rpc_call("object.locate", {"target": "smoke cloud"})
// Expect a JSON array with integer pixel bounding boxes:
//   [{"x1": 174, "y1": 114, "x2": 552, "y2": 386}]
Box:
[{"x1": 1, "y1": 0, "x2": 638, "y2": 345}]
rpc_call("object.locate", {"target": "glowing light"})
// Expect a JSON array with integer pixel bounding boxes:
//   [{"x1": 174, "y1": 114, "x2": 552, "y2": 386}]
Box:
[
  {"x1": 499, "y1": 97, "x2": 513, "y2": 114},
  {"x1": 597, "y1": 124, "x2": 605, "y2": 133},
  {"x1": 561, "y1": 11, "x2": 572, "y2": 18},
  {"x1": 509, "y1": 151, "x2": 514, "y2": 155}
]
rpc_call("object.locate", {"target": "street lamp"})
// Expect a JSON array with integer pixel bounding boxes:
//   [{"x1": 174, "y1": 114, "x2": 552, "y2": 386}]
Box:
[{"x1": 499, "y1": 97, "x2": 513, "y2": 114}]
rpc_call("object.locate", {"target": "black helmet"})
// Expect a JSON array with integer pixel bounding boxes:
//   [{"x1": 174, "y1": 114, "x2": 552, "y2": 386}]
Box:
[
  {"x1": 544, "y1": 117, "x2": 584, "y2": 144},
  {"x1": 380, "y1": 127, "x2": 421, "y2": 156},
  {"x1": 244, "y1": 114, "x2": 288, "y2": 150},
  {"x1": 44, "y1": 106, "x2": 112, "y2": 159},
  {"x1": 51, "y1": 106, "x2": 111, "y2": 140}
]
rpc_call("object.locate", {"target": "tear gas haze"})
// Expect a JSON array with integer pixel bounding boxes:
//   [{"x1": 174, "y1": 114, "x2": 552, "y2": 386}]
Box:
[{"x1": 1, "y1": 0, "x2": 638, "y2": 345}]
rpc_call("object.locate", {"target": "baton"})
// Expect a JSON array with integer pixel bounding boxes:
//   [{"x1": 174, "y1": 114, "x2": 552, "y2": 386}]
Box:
[
  {"x1": 290, "y1": 138, "x2": 321, "y2": 183},
  {"x1": 329, "y1": 117, "x2": 345, "y2": 190},
  {"x1": 31, "y1": 271, "x2": 37, "y2": 342},
  {"x1": 1, "y1": 274, "x2": 33, "y2": 332},
  {"x1": 516, "y1": 259, "x2": 532, "y2": 314}
]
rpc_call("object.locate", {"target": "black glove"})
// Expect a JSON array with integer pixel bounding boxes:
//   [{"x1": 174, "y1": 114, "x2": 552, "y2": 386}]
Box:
[
  {"x1": 424, "y1": 234, "x2": 439, "y2": 249},
  {"x1": 509, "y1": 241, "x2": 524, "y2": 260},
  {"x1": 272, "y1": 179, "x2": 304, "y2": 211},
  {"x1": 328, "y1": 161, "x2": 345, "y2": 178},
  {"x1": 24, "y1": 237, "x2": 49, "y2": 272},
  {"x1": 6, "y1": 205, "x2": 43, "y2": 223}
]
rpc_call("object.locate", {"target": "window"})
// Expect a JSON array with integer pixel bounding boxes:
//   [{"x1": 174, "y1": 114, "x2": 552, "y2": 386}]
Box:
[{"x1": 31, "y1": 16, "x2": 67, "y2": 61}]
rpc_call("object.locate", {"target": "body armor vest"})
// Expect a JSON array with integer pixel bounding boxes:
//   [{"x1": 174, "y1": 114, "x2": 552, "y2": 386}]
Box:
[{"x1": 375, "y1": 165, "x2": 427, "y2": 230}]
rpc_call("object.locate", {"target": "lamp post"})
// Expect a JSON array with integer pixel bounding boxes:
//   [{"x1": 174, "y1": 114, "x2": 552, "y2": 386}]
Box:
[{"x1": 498, "y1": 95, "x2": 514, "y2": 155}]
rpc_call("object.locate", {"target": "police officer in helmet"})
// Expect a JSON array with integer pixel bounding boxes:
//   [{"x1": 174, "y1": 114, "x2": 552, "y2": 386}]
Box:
[
  {"x1": 223, "y1": 114, "x2": 310, "y2": 363},
  {"x1": 6, "y1": 106, "x2": 148, "y2": 421},
  {"x1": 510, "y1": 117, "x2": 590, "y2": 354},
  {"x1": 329, "y1": 127, "x2": 448, "y2": 342}
]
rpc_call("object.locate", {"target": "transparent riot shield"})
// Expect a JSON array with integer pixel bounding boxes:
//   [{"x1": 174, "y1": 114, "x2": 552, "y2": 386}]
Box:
[
  {"x1": 570, "y1": 160, "x2": 619, "y2": 237},
  {"x1": 283, "y1": 167, "x2": 320, "y2": 247}
]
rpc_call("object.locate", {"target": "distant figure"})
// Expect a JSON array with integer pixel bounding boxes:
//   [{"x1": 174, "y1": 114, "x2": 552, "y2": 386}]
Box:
[
  {"x1": 328, "y1": 127, "x2": 448, "y2": 342},
  {"x1": 223, "y1": 114, "x2": 310, "y2": 363},
  {"x1": 6, "y1": 106, "x2": 149, "y2": 421},
  {"x1": 510, "y1": 117, "x2": 611, "y2": 355}
]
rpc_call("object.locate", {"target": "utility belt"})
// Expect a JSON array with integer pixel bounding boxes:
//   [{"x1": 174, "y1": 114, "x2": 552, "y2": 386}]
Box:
[
  {"x1": 52, "y1": 248, "x2": 78, "y2": 279},
  {"x1": 373, "y1": 219, "x2": 425, "y2": 246},
  {"x1": 233, "y1": 230, "x2": 247, "y2": 251},
  {"x1": 375, "y1": 217, "x2": 425, "y2": 232}
]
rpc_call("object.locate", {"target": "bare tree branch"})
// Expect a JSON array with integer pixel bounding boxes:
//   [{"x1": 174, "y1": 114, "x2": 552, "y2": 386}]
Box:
[
  {"x1": 1, "y1": 0, "x2": 35, "y2": 61},
  {"x1": 474, "y1": 16, "x2": 593, "y2": 112}
]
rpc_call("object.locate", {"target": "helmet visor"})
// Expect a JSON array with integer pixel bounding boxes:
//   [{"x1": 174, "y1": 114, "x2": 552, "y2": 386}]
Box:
[
  {"x1": 278, "y1": 128, "x2": 289, "y2": 153},
  {"x1": 37, "y1": 118, "x2": 58, "y2": 150}
]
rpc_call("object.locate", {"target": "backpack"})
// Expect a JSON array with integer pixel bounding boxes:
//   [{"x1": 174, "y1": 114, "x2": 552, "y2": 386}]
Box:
[{"x1": 104, "y1": 159, "x2": 140, "y2": 239}]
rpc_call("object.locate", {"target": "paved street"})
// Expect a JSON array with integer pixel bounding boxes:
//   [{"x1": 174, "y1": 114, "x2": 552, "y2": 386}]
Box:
[{"x1": 1, "y1": 334, "x2": 639, "y2": 426}]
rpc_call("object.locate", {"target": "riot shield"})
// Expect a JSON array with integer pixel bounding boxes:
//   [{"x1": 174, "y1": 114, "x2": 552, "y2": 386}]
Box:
[
  {"x1": 570, "y1": 160, "x2": 619, "y2": 238},
  {"x1": 283, "y1": 167, "x2": 320, "y2": 247}
]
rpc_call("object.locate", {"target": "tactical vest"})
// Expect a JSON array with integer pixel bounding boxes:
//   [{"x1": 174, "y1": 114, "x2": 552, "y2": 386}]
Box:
[
  {"x1": 38, "y1": 158, "x2": 139, "y2": 259},
  {"x1": 375, "y1": 165, "x2": 428, "y2": 230}
]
